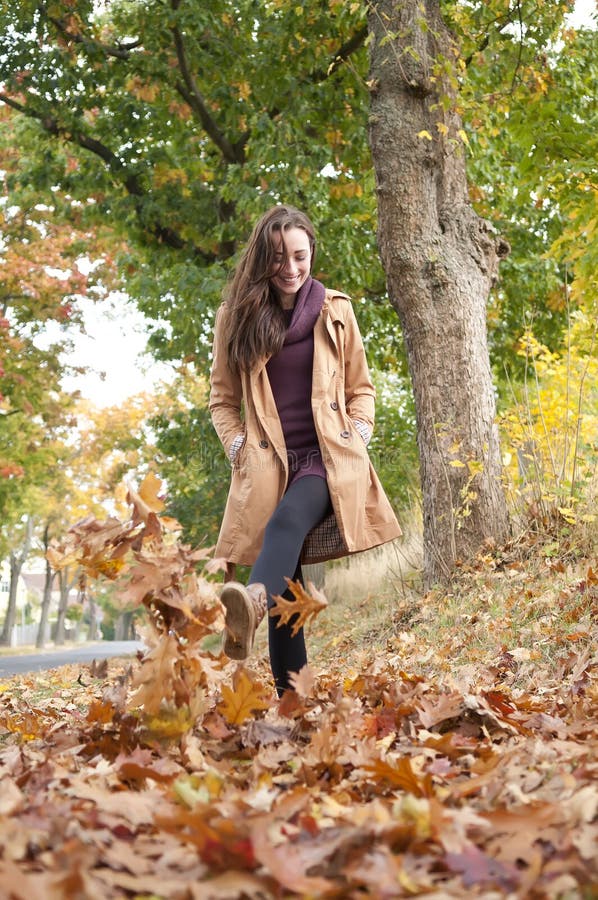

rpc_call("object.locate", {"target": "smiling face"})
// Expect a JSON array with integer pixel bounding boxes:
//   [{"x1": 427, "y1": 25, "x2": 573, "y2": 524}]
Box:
[{"x1": 269, "y1": 226, "x2": 312, "y2": 308}]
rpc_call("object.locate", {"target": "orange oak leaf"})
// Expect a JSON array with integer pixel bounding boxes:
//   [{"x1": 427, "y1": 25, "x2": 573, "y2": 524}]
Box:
[
  {"x1": 217, "y1": 670, "x2": 272, "y2": 725},
  {"x1": 364, "y1": 756, "x2": 435, "y2": 798},
  {"x1": 269, "y1": 579, "x2": 328, "y2": 637},
  {"x1": 114, "y1": 748, "x2": 181, "y2": 785},
  {"x1": 86, "y1": 699, "x2": 116, "y2": 725}
]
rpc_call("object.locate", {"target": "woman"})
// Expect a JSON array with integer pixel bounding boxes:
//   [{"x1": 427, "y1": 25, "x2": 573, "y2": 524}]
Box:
[{"x1": 209, "y1": 205, "x2": 401, "y2": 695}]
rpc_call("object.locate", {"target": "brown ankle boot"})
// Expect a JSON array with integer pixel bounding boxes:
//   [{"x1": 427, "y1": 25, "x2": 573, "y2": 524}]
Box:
[{"x1": 220, "y1": 581, "x2": 267, "y2": 660}]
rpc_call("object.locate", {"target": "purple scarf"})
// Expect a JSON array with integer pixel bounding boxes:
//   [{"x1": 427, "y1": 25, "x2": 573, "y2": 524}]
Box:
[{"x1": 283, "y1": 277, "x2": 325, "y2": 345}]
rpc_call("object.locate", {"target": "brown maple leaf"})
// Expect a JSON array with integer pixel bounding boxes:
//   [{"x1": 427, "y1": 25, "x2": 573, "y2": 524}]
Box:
[
  {"x1": 269, "y1": 579, "x2": 328, "y2": 637},
  {"x1": 217, "y1": 670, "x2": 272, "y2": 725}
]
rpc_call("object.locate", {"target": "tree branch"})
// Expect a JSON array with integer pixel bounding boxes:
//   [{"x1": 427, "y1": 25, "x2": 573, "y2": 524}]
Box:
[
  {"x1": 463, "y1": 4, "x2": 525, "y2": 67},
  {"x1": 0, "y1": 92, "x2": 215, "y2": 261},
  {"x1": 171, "y1": 24, "x2": 244, "y2": 164},
  {"x1": 310, "y1": 24, "x2": 369, "y2": 82},
  {"x1": 37, "y1": 2, "x2": 140, "y2": 59},
  {"x1": 265, "y1": 23, "x2": 369, "y2": 121}
]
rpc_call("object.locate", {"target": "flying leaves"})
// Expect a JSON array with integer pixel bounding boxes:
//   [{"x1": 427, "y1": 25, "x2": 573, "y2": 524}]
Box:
[{"x1": 269, "y1": 578, "x2": 328, "y2": 636}]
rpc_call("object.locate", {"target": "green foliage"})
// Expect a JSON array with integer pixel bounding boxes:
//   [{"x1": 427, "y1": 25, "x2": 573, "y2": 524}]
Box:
[
  {"x1": 153, "y1": 399, "x2": 231, "y2": 549},
  {"x1": 2, "y1": 1, "x2": 593, "y2": 373},
  {"x1": 0, "y1": 0, "x2": 376, "y2": 367},
  {"x1": 369, "y1": 369, "x2": 418, "y2": 512},
  {"x1": 1, "y1": 0, "x2": 595, "y2": 537},
  {"x1": 450, "y1": 2, "x2": 597, "y2": 371}
]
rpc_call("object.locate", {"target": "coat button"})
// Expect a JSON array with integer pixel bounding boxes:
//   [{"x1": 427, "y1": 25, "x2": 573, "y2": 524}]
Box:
[
  {"x1": 259, "y1": 439, "x2": 269, "y2": 449},
  {"x1": 330, "y1": 401, "x2": 338, "y2": 410},
  {"x1": 340, "y1": 430, "x2": 351, "y2": 439}
]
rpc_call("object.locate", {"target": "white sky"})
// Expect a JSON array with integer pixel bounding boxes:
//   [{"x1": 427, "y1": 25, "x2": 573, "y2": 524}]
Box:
[
  {"x1": 46, "y1": 293, "x2": 174, "y2": 408},
  {"x1": 567, "y1": 0, "x2": 596, "y2": 27}
]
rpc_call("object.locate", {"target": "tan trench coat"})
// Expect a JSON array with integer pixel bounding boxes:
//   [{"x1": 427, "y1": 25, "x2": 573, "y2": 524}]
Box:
[{"x1": 209, "y1": 289, "x2": 402, "y2": 566}]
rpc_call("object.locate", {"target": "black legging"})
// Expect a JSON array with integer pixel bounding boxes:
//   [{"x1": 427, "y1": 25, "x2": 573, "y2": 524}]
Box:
[{"x1": 249, "y1": 475, "x2": 331, "y2": 695}]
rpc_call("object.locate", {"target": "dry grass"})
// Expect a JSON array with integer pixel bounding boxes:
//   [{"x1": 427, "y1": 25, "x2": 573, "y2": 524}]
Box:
[
  {"x1": 236, "y1": 501, "x2": 597, "y2": 698},
  {"x1": 292, "y1": 523, "x2": 597, "y2": 692}
]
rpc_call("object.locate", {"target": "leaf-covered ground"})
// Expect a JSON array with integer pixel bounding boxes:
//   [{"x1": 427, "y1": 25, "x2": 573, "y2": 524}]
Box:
[{"x1": 0, "y1": 481, "x2": 595, "y2": 898}]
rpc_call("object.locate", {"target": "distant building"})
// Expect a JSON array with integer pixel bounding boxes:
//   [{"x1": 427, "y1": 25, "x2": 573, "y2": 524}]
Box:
[
  {"x1": 0, "y1": 561, "x2": 28, "y2": 620},
  {"x1": 1, "y1": 566, "x2": 77, "y2": 646}
]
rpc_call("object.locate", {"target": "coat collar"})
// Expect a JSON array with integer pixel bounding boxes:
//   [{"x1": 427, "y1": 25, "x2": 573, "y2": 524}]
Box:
[
  {"x1": 322, "y1": 289, "x2": 350, "y2": 344},
  {"x1": 250, "y1": 288, "x2": 350, "y2": 373},
  {"x1": 323, "y1": 289, "x2": 350, "y2": 323}
]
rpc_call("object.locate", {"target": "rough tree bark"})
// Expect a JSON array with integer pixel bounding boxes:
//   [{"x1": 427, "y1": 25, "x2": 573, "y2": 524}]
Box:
[{"x1": 367, "y1": 0, "x2": 510, "y2": 585}]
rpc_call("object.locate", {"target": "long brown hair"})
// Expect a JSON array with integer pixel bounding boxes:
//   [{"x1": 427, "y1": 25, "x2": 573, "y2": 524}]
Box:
[{"x1": 222, "y1": 205, "x2": 317, "y2": 373}]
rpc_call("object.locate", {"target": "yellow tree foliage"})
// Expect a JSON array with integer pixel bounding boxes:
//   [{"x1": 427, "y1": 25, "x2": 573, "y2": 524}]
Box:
[{"x1": 500, "y1": 316, "x2": 597, "y2": 524}]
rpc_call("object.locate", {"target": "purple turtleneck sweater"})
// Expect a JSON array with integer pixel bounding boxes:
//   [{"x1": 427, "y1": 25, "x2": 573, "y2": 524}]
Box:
[{"x1": 266, "y1": 278, "x2": 327, "y2": 486}]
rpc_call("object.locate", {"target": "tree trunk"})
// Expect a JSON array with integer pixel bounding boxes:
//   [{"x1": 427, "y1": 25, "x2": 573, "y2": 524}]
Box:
[
  {"x1": 0, "y1": 555, "x2": 20, "y2": 647},
  {"x1": 115, "y1": 610, "x2": 134, "y2": 640},
  {"x1": 367, "y1": 0, "x2": 510, "y2": 585},
  {"x1": 0, "y1": 517, "x2": 33, "y2": 646},
  {"x1": 55, "y1": 567, "x2": 72, "y2": 645},
  {"x1": 87, "y1": 597, "x2": 99, "y2": 642},
  {"x1": 37, "y1": 524, "x2": 55, "y2": 648}
]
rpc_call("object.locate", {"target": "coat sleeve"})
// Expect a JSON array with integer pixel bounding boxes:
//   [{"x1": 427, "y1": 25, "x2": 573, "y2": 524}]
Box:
[
  {"x1": 343, "y1": 302, "x2": 376, "y2": 430},
  {"x1": 208, "y1": 304, "x2": 245, "y2": 453}
]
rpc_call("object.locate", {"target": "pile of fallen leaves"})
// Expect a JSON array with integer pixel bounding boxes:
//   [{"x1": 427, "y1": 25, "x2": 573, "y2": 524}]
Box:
[{"x1": 0, "y1": 478, "x2": 596, "y2": 898}]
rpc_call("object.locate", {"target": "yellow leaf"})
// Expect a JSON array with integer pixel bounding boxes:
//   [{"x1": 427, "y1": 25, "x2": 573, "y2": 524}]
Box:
[
  {"x1": 457, "y1": 129, "x2": 470, "y2": 146},
  {"x1": 466, "y1": 459, "x2": 484, "y2": 475},
  {"x1": 449, "y1": 459, "x2": 466, "y2": 468},
  {"x1": 417, "y1": 130, "x2": 433, "y2": 141},
  {"x1": 174, "y1": 770, "x2": 224, "y2": 807},
  {"x1": 558, "y1": 507, "x2": 577, "y2": 524},
  {"x1": 218, "y1": 670, "x2": 271, "y2": 725},
  {"x1": 142, "y1": 705, "x2": 195, "y2": 740},
  {"x1": 435, "y1": 122, "x2": 449, "y2": 136},
  {"x1": 138, "y1": 472, "x2": 165, "y2": 513}
]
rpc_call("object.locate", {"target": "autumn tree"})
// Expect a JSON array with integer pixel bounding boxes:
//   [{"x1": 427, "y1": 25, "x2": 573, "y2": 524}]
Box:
[
  {"x1": 31, "y1": 390, "x2": 178, "y2": 644},
  {"x1": 366, "y1": 0, "x2": 594, "y2": 581},
  {"x1": 367, "y1": 1, "x2": 513, "y2": 582},
  {"x1": 0, "y1": 104, "x2": 118, "y2": 546},
  {"x1": 1, "y1": 0, "x2": 594, "y2": 581}
]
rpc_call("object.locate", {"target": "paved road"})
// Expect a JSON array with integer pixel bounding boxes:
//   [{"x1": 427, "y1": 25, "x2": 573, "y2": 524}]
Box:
[{"x1": 0, "y1": 641, "x2": 146, "y2": 677}]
